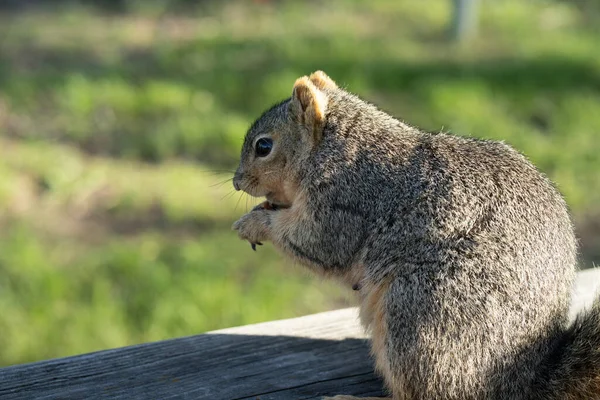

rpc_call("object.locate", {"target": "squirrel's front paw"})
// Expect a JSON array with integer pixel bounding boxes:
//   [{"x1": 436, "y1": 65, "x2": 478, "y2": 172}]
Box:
[{"x1": 232, "y1": 208, "x2": 272, "y2": 250}]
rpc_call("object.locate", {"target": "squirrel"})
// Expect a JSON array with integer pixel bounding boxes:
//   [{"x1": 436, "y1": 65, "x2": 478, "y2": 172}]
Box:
[{"x1": 231, "y1": 71, "x2": 600, "y2": 399}]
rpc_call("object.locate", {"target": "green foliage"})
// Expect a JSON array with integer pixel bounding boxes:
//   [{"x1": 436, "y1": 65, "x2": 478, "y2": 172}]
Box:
[
  {"x1": 0, "y1": 0, "x2": 598, "y2": 366},
  {"x1": 0, "y1": 224, "x2": 338, "y2": 365}
]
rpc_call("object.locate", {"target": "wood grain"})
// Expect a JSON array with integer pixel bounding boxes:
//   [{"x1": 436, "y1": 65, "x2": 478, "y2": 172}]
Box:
[{"x1": 0, "y1": 269, "x2": 598, "y2": 400}]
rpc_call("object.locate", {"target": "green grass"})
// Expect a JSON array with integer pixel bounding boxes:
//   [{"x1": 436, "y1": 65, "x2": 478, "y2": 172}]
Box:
[
  {"x1": 0, "y1": 0, "x2": 599, "y2": 366},
  {"x1": 0, "y1": 138, "x2": 347, "y2": 366}
]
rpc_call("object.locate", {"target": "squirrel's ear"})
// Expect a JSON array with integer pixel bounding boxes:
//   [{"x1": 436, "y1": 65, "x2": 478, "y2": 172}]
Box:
[
  {"x1": 290, "y1": 76, "x2": 327, "y2": 144},
  {"x1": 309, "y1": 71, "x2": 337, "y2": 90}
]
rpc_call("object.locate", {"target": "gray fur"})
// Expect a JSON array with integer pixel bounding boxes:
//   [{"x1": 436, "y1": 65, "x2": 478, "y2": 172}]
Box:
[{"x1": 232, "y1": 73, "x2": 600, "y2": 399}]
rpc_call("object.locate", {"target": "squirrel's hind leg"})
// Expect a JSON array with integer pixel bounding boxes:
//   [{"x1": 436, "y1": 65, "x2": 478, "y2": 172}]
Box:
[{"x1": 322, "y1": 396, "x2": 391, "y2": 400}]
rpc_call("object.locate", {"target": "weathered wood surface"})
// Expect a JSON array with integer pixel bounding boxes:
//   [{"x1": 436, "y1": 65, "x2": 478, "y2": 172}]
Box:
[{"x1": 1, "y1": 268, "x2": 599, "y2": 400}]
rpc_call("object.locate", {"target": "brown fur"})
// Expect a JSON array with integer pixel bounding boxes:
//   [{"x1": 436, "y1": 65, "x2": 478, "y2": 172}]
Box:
[
  {"x1": 359, "y1": 279, "x2": 394, "y2": 394},
  {"x1": 292, "y1": 76, "x2": 327, "y2": 143},
  {"x1": 309, "y1": 70, "x2": 338, "y2": 90},
  {"x1": 570, "y1": 376, "x2": 600, "y2": 399}
]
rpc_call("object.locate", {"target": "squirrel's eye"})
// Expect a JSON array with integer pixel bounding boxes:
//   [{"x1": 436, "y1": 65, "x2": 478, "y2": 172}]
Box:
[{"x1": 255, "y1": 138, "x2": 273, "y2": 157}]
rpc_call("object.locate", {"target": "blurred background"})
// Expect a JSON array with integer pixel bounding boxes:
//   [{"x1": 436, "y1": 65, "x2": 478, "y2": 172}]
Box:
[{"x1": 0, "y1": 0, "x2": 599, "y2": 367}]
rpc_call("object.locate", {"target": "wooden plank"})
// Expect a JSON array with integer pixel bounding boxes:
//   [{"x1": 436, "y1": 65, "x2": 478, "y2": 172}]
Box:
[
  {"x1": 0, "y1": 268, "x2": 599, "y2": 400},
  {"x1": 0, "y1": 308, "x2": 381, "y2": 400}
]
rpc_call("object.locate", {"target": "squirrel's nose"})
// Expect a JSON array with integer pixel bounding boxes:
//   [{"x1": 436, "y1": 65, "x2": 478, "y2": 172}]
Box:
[{"x1": 233, "y1": 171, "x2": 243, "y2": 191}]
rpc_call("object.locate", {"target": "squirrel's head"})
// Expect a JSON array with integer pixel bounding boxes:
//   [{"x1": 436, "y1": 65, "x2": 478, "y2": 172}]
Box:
[{"x1": 233, "y1": 71, "x2": 337, "y2": 208}]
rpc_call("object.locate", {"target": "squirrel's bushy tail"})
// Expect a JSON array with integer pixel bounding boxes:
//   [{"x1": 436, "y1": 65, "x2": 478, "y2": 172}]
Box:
[{"x1": 537, "y1": 297, "x2": 600, "y2": 399}]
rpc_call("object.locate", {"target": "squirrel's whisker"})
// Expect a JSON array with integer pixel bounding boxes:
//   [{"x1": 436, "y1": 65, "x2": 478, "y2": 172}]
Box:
[
  {"x1": 210, "y1": 178, "x2": 233, "y2": 188},
  {"x1": 234, "y1": 192, "x2": 243, "y2": 212},
  {"x1": 220, "y1": 190, "x2": 237, "y2": 201}
]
